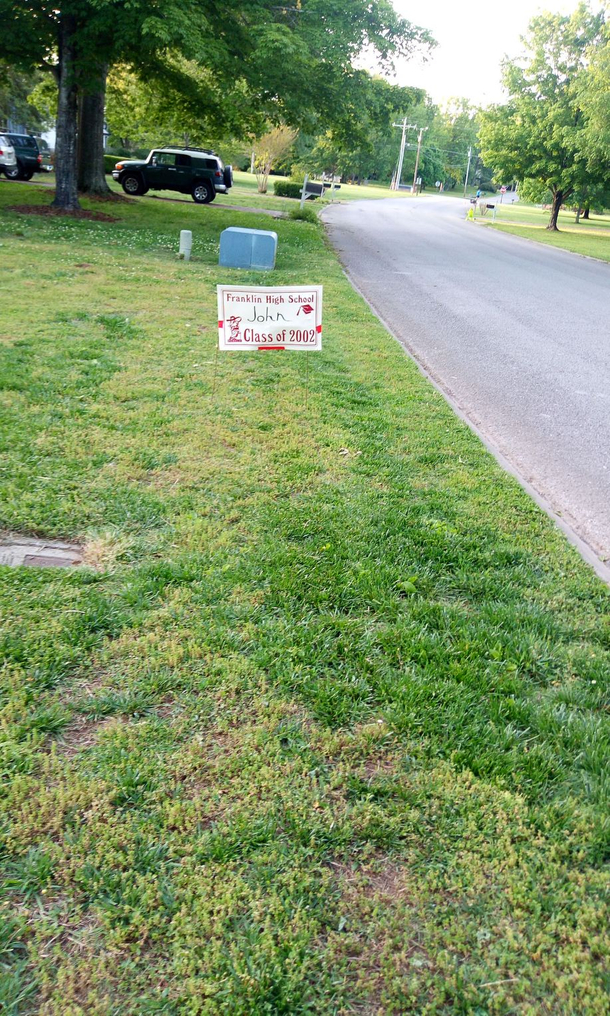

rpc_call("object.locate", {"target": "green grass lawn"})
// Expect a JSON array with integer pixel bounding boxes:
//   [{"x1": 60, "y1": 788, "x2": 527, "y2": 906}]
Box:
[
  {"x1": 103, "y1": 168, "x2": 409, "y2": 211},
  {"x1": 1, "y1": 180, "x2": 609, "y2": 1015},
  {"x1": 480, "y1": 201, "x2": 610, "y2": 261},
  {"x1": 491, "y1": 203, "x2": 610, "y2": 231},
  {"x1": 231, "y1": 170, "x2": 405, "y2": 203}
]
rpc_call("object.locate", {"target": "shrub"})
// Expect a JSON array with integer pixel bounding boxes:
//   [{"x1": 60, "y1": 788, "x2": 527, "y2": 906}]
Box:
[
  {"x1": 274, "y1": 180, "x2": 304, "y2": 199},
  {"x1": 104, "y1": 154, "x2": 122, "y2": 174},
  {"x1": 104, "y1": 152, "x2": 150, "y2": 173},
  {"x1": 288, "y1": 205, "x2": 319, "y2": 224}
]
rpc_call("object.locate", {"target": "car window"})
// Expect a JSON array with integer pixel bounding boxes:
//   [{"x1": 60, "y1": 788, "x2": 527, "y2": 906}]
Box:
[
  {"x1": 153, "y1": 152, "x2": 176, "y2": 166},
  {"x1": 176, "y1": 154, "x2": 192, "y2": 168},
  {"x1": 8, "y1": 135, "x2": 37, "y2": 149},
  {"x1": 203, "y1": 158, "x2": 217, "y2": 170}
]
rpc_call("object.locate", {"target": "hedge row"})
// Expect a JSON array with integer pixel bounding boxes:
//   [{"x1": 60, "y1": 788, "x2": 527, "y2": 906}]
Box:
[
  {"x1": 104, "y1": 154, "x2": 121, "y2": 174},
  {"x1": 274, "y1": 180, "x2": 305, "y2": 199}
]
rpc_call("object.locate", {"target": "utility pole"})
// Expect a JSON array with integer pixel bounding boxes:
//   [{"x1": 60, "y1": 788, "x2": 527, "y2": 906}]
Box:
[
  {"x1": 412, "y1": 127, "x2": 428, "y2": 194},
  {"x1": 392, "y1": 119, "x2": 416, "y2": 191},
  {"x1": 463, "y1": 146, "x2": 472, "y2": 197}
]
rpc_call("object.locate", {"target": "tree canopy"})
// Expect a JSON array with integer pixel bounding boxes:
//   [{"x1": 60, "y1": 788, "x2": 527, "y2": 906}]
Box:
[
  {"x1": 0, "y1": 61, "x2": 53, "y2": 131},
  {"x1": 578, "y1": 20, "x2": 610, "y2": 169},
  {"x1": 479, "y1": 3, "x2": 607, "y2": 229},
  {"x1": 0, "y1": 0, "x2": 434, "y2": 208}
]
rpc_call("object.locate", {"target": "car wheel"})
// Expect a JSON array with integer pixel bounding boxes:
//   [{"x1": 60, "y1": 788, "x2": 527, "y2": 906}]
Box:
[
  {"x1": 223, "y1": 166, "x2": 233, "y2": 189},
  {"x1": 21, "y1": 171, "x2": 34, "y2": 181},
  {"x1": 192, "y1": 180, "x2": 214, "y2": 204},
  {"x1": 121, "y1": 173, "x2": 145, "y2": 196},
  {"x1": 4, "y1": 164, "x2": 20, "y2": 180}
]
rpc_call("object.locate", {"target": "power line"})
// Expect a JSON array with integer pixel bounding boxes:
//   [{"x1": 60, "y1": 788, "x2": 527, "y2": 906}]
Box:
[
  {"x1": 418, "y1": 146, "x2": 471, "y2": 157},
  {"x1": 391, "y1": 119, "x2": 417, "y2": 191},
  {"x1": 412, "y1": 126, "x2": 428, "y2": 194},
  {"x1": 464, "y1": 146, "x2": 472, "y2": 196}
]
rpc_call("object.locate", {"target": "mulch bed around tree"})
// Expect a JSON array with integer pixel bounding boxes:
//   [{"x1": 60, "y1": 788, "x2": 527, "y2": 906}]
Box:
[
  {"x1": 88, "y1": 191, "x2": 131, "y2": 203},
  {"x1": 7, "y1": 204, "x2": 118, "y2": 222}
]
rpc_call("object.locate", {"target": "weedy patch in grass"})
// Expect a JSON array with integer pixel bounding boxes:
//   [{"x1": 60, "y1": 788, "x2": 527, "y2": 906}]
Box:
[{"x1": 0, "y1": 181, "x2": 608, "y2": 1014}]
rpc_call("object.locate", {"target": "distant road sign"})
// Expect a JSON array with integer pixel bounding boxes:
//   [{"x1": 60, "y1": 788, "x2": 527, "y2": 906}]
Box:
[{"x1": 500, "y1": 186, "x2": 507, "y2": 194}]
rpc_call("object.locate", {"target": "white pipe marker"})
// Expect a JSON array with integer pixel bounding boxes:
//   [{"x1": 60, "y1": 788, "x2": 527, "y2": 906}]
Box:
[{"x1": 179, "y1": 230, "x2": 193, "y2": 261}]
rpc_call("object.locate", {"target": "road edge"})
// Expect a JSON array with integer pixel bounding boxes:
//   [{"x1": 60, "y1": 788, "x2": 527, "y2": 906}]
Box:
[{"x1": 325, "y1": 231, "x2": 610, "y2": 586}]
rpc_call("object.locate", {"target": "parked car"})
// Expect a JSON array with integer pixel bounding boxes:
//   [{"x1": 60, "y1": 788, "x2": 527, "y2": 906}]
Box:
[
  {"x1": 3, "y1": 133, "x2": 42, "y2": 180},
  {"x1": 34, "y1": 137, "x2": 54, "y2": 172},
  {"x1": 0, "y1": 134, "x2": 17, "y2": 175},
  {"x1": 112, "y1": 147, "x2": 233, "y2": 203}
]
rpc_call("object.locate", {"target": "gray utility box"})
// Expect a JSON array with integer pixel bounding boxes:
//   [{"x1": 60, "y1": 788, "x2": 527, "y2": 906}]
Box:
[{"x1": 219, "y1": 227, "x2": 278, "y2": 270}]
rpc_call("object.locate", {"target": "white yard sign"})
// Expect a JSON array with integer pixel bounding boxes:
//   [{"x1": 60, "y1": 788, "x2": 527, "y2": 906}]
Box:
[{"x1": 217, "y1": 285, "x2": 323, "y2": 351}]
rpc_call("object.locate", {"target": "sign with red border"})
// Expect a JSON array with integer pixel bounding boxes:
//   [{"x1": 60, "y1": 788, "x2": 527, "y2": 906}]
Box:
[{"x1": 217, "y1": 285, "x2": 323, "y2": 351}]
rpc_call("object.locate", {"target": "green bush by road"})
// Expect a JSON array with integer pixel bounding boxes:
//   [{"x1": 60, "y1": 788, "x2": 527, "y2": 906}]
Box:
[
  {"x1": 273, "y1": 180, "x2": 304, "y2": 198},
  {"x1": 0, "y1": 181, "x2": 608, "y2": 1015}
]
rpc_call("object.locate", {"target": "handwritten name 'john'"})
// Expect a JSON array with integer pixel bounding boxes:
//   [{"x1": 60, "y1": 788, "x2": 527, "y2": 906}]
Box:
[{"x1": 246, "y1": 306, "x2": 286, "y2": 323}]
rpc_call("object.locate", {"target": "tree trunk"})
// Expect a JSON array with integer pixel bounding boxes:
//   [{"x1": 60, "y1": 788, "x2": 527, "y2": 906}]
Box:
[
  {"x1": 583, "y1": 206, "x2": 590, "y2": 219},
  {"x1": 575, "y1": 207, "x2": 581, "y2": 224},
  {"x1": 77, "y1": 63, "x2": 111, "y2": 196},
  {"x1": 547, "y1": 190, "x2": 563, "y2": 231},
  {"x1": 52, "y1": 14, "x2": 80, "y2": 211}
]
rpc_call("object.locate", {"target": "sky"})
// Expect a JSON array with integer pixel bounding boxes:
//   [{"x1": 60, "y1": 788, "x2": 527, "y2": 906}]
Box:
[{"x1": 385, "y1": 0, "x2": 599, "y2": 107}]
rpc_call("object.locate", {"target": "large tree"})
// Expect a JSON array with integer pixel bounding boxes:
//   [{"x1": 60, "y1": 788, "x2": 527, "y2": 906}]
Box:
[
  {"x1": 0, "y1": 0, "x2": 432, "y2": 209},
  {"x1": 578, "y1": 21, "x2": 610, "y2": 182},
  {"x1": 104, "y1": 61, "x2": 268, "y2": 156},
  {"x1": 294, "y1": 75, "x2": 426, "y2": 183},
  {"x1": 0, "y1": 1, "x2": 222, "y2": 205},
  {"x1": 415, "y1": 99, "x2": 482, "y2": 191},
  {"x1": 479, "y1": 3, "x2": 606, "y2": 230}
]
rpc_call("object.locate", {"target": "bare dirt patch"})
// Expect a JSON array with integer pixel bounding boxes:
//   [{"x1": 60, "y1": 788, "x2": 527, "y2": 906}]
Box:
[
  {"x1": 331, "y1": 858, "x2": 413, "y2": 901},
  {"x1": 328, "y1": 856, "x2": 434, "y2": 1013},
  {"x1": 361, "y1": 758, "x2": 397, "y2": 781},
  {"x1": 56, "y1": 715, "x2": 119, "y2": 758},
  {"x1": 7, "y1": 204, "x2": 118, "y2": 222}
]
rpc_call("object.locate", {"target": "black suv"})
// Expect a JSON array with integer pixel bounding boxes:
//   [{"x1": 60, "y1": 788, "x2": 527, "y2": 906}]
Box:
[
  {"x1": 3, "y1": 133, "x2": 42, "y2": 180},
  {"x1": 112, "y1": 147, "x2": 233, "y2": 203}
]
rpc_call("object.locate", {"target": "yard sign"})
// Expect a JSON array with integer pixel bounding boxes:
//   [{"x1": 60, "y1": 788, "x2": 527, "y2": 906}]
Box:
[{"x1": 217, "y1": 285, "x2": 323, "y2": 351}]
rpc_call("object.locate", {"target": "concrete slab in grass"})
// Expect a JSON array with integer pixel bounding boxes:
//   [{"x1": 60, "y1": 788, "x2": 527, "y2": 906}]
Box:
[{"x1": 0, "y1": 534, "x2": 84, "y2": 568}]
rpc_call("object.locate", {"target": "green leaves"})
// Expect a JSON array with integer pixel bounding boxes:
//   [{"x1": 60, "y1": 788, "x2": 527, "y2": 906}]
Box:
[
  {"x1": 396, "y1": 576, "x2": 418, "y2": 596},
  {"x1": 479, "y1": 3, "x2": 608, "y2": 223}
]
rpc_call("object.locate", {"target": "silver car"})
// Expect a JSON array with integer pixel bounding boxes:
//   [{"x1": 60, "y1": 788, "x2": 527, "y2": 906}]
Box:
[{"x1": 0, "y1": 134, "x2": 17, "y2": 174}]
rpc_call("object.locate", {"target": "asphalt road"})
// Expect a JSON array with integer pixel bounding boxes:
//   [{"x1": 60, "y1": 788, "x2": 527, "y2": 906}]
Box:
[{"x1": 324, "y1": 195, "x2": 610, "y2": 567}]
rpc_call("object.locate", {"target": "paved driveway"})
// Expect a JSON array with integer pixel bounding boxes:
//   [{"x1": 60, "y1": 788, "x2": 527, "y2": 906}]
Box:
[{"x1": 324, "y1": 195, "x2": 610, "y2": 568}]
